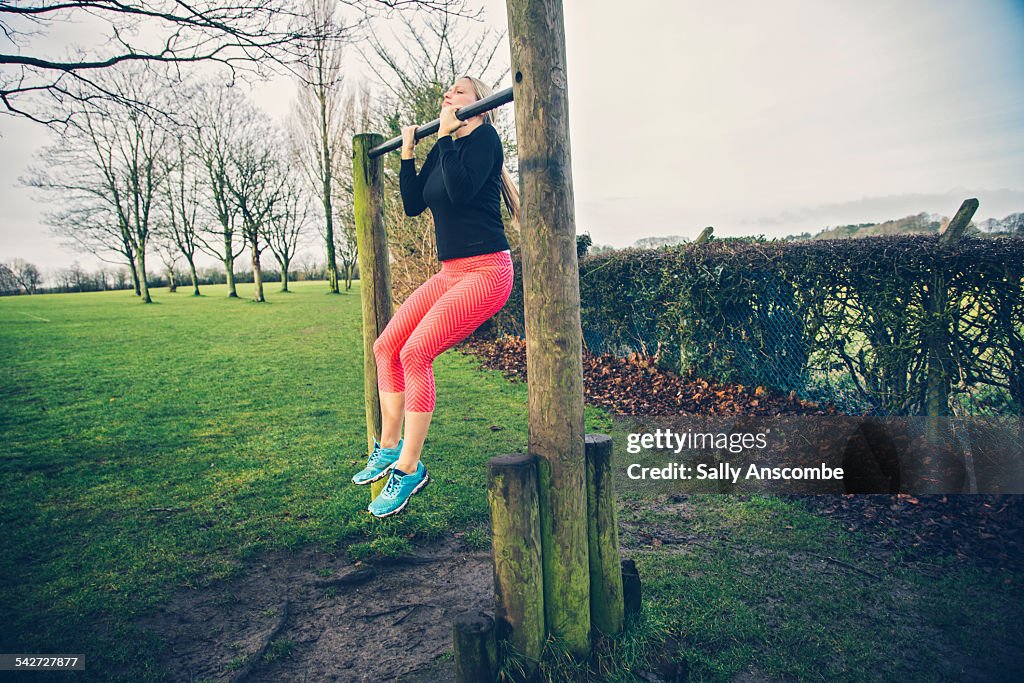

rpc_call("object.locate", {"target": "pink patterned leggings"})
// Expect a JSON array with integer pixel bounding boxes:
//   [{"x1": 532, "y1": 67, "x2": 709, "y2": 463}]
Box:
[{"x1": 373, "y1": 250, "x2": 514, "y2": 412}]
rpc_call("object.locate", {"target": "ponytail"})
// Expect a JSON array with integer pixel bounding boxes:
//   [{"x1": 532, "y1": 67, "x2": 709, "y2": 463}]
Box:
[
  {"x1": 460, "y1": 75, "x2": 521, "y2": 229},
  {"x1": 499, "y1": 166, "x2": 521, "y2": 227}
]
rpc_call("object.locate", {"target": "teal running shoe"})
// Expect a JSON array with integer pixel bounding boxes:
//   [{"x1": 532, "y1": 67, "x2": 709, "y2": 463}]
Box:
[
  {"x1": 352, "y1": 439, "x2": 403, "y2": 485},
  {"x1": 367, "y1": 461, "x2": 430, "y2": 518}
]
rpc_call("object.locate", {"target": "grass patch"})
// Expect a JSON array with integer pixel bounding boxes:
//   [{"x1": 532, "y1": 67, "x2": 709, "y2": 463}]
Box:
[
  {"x1": 2, "y1": 283, "x2": 1019, "y2": 682},
  {"x1": 0, "y1": 282, "x2": 577, "y2": 681},
  {"x1": 628, "y1": 494, "x2": 1022, "y2": 682}
]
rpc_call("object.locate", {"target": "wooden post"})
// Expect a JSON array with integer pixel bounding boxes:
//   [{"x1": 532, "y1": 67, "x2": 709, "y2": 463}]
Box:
[
  {"x1": 453, "y1": 611, "x2": 498, "y2": 683},
  {"x1": 488, "y1": 454, "x2": 545, "y2": 678},
  {"x1": 841, "y1": 418, "x2": 902, "y2": 493},
  {"x1": 925, "y1": 199, "x2": 977, "y2": 492},
  {"x1": 621, "y1": 559, "x2": 642, "y2": 620},
  {"x1": 925, "y1": 198, "x2": 977, "y2": 419},
  {"x1": 585, "y1": 434, "x2": 625, "y2": 636},
  {"x1": 505, "y1": 0, "x2": 591, "y2": 658},
  {"x1": 352, "y1": 133, "x2": 393, "y2": 500}
]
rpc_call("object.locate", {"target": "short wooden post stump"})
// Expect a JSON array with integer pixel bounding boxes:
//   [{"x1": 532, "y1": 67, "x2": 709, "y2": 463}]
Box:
[
  {"x1": 585, "y1": 433, "x2": 625, "y2": 636},
  {"x1": 453, "y1": 610, "x2": 498, "y2": 683},
  {"x1": 487, "y1": 454, "x2": 544, "y2": 679}
]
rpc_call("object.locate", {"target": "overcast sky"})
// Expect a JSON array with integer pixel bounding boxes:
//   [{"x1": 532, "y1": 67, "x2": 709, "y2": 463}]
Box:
[{"x1": 2, "y1": 0, "x2": 1023, "y2": 276}]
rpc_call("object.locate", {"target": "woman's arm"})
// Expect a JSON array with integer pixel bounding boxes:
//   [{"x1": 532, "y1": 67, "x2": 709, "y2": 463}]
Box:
[
  {"x1": 435, "y1": 124, "x2": 501, "y2": 205},
  {"x1": 399, "y1": 147, "x2": 435, "y2": 217}
]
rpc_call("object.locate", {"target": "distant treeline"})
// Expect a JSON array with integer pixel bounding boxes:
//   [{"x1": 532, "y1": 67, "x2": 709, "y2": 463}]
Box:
[
  {"x1": 0, "y1": 259, "x2": 356, "y2": 296},
  {"x1": 585, "y1": 211, "x2": 1024, "y2": 254},
  {"x1": 7, "y1": 212, "x2": 1021, "y2": 297}
]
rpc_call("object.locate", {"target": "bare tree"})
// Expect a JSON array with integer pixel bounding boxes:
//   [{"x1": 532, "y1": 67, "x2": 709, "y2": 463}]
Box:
[
  {"x1": 0, "y1": 0, "x2": 476, "y2": 126},
  {"x1": 266, "y1": 168, "x2": 309, "y2": 292},
  {"x1": 153, "y1": 235, "x2": 182, "y2": 292},
  {"x1": 113, "y1": 266, "x2": 128, "y2": 289},
  {"x1": 68, "y1": 259, "x2": 88, "y2": 292},
  {"x1": 24, "y1": 69, "x2": 169, "y2": 301},
  {"x1": 297, "y1": 251, "x2": 322, "y2": 280},
  {"x1": 227, "y1": 111, "x2": 284, "y2": 302},
  {"x1": 24, "y1": 119, "x2": 140, "y2": 293},
  {"x1": 289, "y1": 0, "x2": 353, "y2": 294},
  {"x1": 0, "y1": 261, "x2": 18, "y2": 295},
  {"x1": 51, "y1": 200, "x2": 142, "y2": 293},
  {"x1": 6, "y1": 258, "x2": 43, "y2": 294},
  {"x1": 189, "y1": 82, "x2": 249, "y2": 298},
  {"x1": 51, "y1": 266, "x2": 72, "y2": 292},
  {"x1": 161, "y1": 136, "x2": 204, "y2": 296},
  {"x1": 79, "y1": 72, "x2": 170, "y2": 303},
  {"x1": 365, "y1": 10, "x2": 506, "y2": 121},
  {"x1": 94, "y1": 265, "x2": 111, "y2": 290},
  {"x1": 330, "y1": 80, "x2": 370, "y2": 291},
  {"x1": 334, "y1": 208, "x2": 359, "y2": 290}
]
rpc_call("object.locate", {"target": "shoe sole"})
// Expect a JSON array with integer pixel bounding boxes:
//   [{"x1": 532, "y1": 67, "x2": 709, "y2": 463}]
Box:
[
  {"x1": 352, "y1": 461, "x2": 396, "y2": 486},
  {"x1": 369, "y1": 470, "x2": 431, "y2": 518}
]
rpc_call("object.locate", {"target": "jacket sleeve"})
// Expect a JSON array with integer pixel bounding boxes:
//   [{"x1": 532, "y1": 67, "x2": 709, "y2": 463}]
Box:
[
  {"x1": 399, "y1": 147, "x2": 435, "y2": 217},
  {"x1": 435, "y1": 125, "x2": 501, "y2": 205}
]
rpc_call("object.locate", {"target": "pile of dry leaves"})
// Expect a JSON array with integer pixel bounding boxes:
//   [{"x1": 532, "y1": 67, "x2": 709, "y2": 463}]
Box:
[{"x1": 458, "y1": 335, "x2": 840, "y2": 416}]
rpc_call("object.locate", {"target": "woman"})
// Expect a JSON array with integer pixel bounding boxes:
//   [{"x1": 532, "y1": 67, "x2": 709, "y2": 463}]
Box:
[{"x1": 352, "y1": 75, "x2": 520, "y2": 518}]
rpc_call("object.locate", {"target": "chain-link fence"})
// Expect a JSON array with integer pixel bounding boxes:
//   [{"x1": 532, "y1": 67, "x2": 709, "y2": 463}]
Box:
[{"x1": 565, "y1": 267, "x2": 1024, "y2": 494}]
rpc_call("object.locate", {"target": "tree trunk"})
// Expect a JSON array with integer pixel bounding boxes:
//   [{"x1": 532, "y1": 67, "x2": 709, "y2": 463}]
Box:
[
  {"x1": 506, "y1": 0, "x2": 590, "y2": 658},
  {"x1": 128, "y1": 255, "x2": 141, "y2": 297},
  {"x1": 251, "y1": 239, "x2": 265, "y2": 303},
  {"x1": 167, "y1": 267, "x2": 177, "y2": 292},
  {"x1": 281, "y1": 258, "x2": 291, "y2": 292},
  {"x1": 136, "y1": 249, "x2": 152, "y2": 303},
  {"x1": 321, "y1": 92, "x2": 340, "y2": 295},
  {"x1": 187, "y1": 257, "x2": 200, "y2": 296},
  {"x1": 224, "y1": 234, "x2": 238, "y2": 298}
]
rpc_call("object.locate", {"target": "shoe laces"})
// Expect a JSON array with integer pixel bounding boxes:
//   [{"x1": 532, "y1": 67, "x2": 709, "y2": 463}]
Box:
[
  {"x1": 365, "y1": 443, "x2": 383, "y2": 467},
  {"x1": 381, "y1": 472, "x2": 403, "y2": 499}
]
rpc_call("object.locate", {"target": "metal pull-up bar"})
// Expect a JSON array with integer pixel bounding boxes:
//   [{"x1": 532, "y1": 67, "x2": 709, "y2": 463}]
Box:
[{"x1": 367, "y1": 86, "x2": 514, "y2": 159}]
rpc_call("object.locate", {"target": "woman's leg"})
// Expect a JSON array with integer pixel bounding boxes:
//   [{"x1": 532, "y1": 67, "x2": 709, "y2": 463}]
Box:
[
  {"x1": 372, "y1": 270, "x2": 451, "y2": 448},
  {"x1": 394, "y1": 257, "x2": 514, "y2": 473},
  {"x1": 397, "y1": 411, "x2": 434, "y2": 472},
  {"x1": 377, "y1": 392, "x2": 405, "y2": 449}
]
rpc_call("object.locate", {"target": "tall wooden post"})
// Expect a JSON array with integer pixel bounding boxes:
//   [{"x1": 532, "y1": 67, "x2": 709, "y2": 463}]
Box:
[
  {"x1": 352, "y1": 133, "x2": 393, "y2": 499},
  {"x1": 506, "y1": 0, "x2": 591, "y2": 658}
]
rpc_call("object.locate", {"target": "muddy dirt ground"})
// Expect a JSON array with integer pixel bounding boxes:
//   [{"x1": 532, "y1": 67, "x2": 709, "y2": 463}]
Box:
[
  {"x1": 130, "y1": 492, "x2": 1022, "y2": 683},
  {"x1": 133, "y1": 536, "x2": 492, "y2": 683}
]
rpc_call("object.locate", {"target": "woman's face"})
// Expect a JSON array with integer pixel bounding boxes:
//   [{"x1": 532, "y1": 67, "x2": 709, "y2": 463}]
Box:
[{"x1": 442, "y1": 78, "x2": 477, "y2": 110}]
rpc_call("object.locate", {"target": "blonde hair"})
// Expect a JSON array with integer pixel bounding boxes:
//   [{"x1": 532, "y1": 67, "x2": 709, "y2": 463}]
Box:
[{"x1": 459, "y1": 75, "x2": 521, "y2": 227}]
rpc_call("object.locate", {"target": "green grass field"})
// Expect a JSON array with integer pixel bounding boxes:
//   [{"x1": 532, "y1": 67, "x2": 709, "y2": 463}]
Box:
[{"x1": 1, "y1": 282, "x2": 1020, "y2": 682}]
